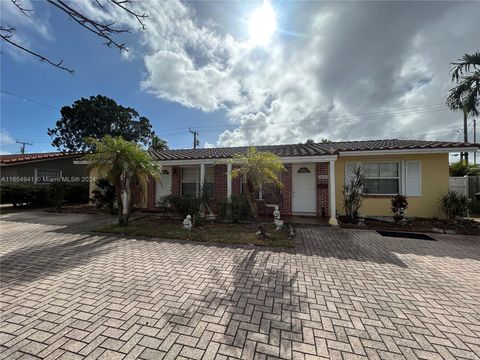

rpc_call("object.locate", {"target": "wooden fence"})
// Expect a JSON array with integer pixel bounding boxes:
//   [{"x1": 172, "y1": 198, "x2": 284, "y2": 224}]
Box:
[{"x1": 467, "y1": 176, "x2": 480, "y2": 214}]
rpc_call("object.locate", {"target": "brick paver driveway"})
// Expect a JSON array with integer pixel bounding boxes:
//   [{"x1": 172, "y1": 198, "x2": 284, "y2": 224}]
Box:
[{"x1": 1, "y1": 211, "x2": 479, "y2": 360}]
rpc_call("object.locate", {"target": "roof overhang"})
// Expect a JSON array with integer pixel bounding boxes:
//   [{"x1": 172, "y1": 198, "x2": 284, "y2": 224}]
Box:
[
  {"x1": 155, "y1": 155, "x2": 338, "y2": 166},
  {"x1": 339, "y1": 147, "x2": 479, "y2": 156},
  {"x1": 1, "y1": 156, "x2": 84, "y2": 166}
]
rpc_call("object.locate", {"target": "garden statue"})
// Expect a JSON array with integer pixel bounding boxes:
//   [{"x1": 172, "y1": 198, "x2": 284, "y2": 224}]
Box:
[
  {"x1": 273, "y1": 206, "x2": 283, "y2": 230},
  {"x1": 274, "y1": 219, "x2": 284, "y2": 231},
  {"x1": 183, "y1": 215, "x2": 192, "y2": 230},
  {"x1": 394, "y1": 207, "x2": 407, "y2": 224},
  {"x1": 391, "y1": 194, "x2": 408, "y2": 224},
  {"x1": 273, "y1": 206, "x2": 281, "y2": 221}
]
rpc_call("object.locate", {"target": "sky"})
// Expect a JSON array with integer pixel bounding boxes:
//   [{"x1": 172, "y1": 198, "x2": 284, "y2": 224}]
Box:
[{"x1": 1, "y1": 0, "x2": 479, "y2": 156}]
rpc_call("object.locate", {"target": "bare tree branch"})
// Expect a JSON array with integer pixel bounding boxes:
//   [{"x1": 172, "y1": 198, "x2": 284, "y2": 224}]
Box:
[
  {"x1": 0, "y1": 30, "x2": 74, "y2": 74},
  {"x1": 109, "y1": 0, "x2": 147, "y2": 30},
  {"x1": 46, "y1": 0, "x2": 129, "y2": 51},
  {"x1": 11, "y1": 0, "x2": 33, "y2": 17},
  {"x1": 1, "y1": 0, "x2": 149, "y2": 74},
  {"x1": 0, "y1": 26, "x2": 16, "y2": 36}
]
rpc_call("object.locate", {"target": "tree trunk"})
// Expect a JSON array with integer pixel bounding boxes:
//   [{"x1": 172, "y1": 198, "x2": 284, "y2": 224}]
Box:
[
  {"x1": 124, "y1": 181, "x2": 136, "y2": 226},
  {"x1": 243, "y1": 180, "x2": 266, "y2": 236},
  {"x1": 464, "y1": 108, "x2": 469, "y2": 163},
  {"x1": 115, "y1": 177, "x2": 124, "y2": 225}
]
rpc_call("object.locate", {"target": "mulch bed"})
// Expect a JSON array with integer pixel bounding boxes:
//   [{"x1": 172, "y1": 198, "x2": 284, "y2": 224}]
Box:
[{"x1": 340, "y1": 216, "x2": 480, "y2": 236}]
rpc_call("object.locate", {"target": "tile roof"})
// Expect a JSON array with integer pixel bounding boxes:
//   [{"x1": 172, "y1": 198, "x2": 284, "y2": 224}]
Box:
[
  {"x1": 0, "y1": 152, "x2": 84, "y2": 165},
  {"x1": 149, "y1": 139, "x2": 478, "y2": 161}
]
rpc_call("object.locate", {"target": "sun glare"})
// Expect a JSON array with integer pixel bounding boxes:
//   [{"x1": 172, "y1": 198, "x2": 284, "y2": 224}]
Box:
[{"x1": 248, "y1": 1, "x2": 277, "y2": 46}]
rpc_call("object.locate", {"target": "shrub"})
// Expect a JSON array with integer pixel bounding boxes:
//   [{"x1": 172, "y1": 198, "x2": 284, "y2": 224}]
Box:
[
  {"x1": 64, "y1": 184, "x2": 89, "y2": 204},
  {"x1": 342, "y1": 167, "x2": 365, "y2": 223},
  {"x1": 391, "y1": 194, "x2": 408, "y2": 223},
  {"x1": 0, "y1": 183, "x2": 89, "y2": 208},
  {"x1": 0, "y1": 184, "x2": 49, "y2": 207},
  {"x1": 49, "y1": 182, "x2": 67, "y2": 210},
  {"x1": 165, "y1": 195, "x2": 203, "y2": 224},
  {"x1": 449, "y1": 161, "x2": 480, "y2": 176},
  {"x1": 156, "y1": 195, "x2": 173, "y2": 213},
  {"x1": 91, "y1": 177, "x2": 116, "y2": 213},
  {"x1": 439, "y1": 190, "x2": 470, "y2": 222},
  {"x1": 218, "y1": 194, "x2": 253, "y2": 223}
]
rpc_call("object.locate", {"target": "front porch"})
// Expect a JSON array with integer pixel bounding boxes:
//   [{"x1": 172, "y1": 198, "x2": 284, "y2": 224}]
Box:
[{"x1": 147, "y1": 158, "x2": 338, "y2": 225}]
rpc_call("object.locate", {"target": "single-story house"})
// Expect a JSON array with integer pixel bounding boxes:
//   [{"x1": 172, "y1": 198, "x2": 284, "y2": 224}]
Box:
[
  {"x1": 89, "y1": 139, "x2": 479, "y2": 223},
  {"x1": 0, "y1": 152, "x2": 87, "y2": 185}
]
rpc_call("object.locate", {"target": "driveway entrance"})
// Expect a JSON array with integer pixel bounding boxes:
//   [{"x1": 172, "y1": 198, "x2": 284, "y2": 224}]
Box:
[{"x1": 1, "y1": 211, "x2": 479, "y2": 359}]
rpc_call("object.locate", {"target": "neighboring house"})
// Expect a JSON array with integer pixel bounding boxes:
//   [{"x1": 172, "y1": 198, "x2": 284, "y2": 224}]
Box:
[
  {"x1": 89, "y1": 139, "x2": 479, "y2": 222},
  {"x1": 0, "y1": 152, "x2": 87, "y2": 185}
]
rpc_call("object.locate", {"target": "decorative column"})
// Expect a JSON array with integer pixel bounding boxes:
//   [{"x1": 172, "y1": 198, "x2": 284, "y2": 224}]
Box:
[
  {"x1": 329, "y1": 160, "x2": 338, "y2": 225},
  {"x1": 200, "y1": 163, "x2": 205, "y2": 193},
  {"x1": 227, "y1": 162, "x2": 232, "y2": 201}
]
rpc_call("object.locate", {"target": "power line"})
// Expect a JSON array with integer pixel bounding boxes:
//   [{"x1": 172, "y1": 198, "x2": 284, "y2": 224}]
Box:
[
  {"x1": 155, "y1": 103, "x2": 448, "y2": 135},
  {"x1": 2, "y1": 90, "x2": 451, "y2": 135},
  {"x1": 189, "y1": 128, "x2": 200, "y2": 149},
  {"x1": 16, "y1": 140, "x2": 33, "y2": 154},
  {"x1": 1, "y1": 90, "x2": 60, "y2": 110}
]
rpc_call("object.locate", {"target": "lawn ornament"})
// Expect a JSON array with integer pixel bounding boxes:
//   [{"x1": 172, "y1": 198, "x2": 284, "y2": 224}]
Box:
[{"x1": 183, "y1": 215, "x2": 192, "y2": 230}]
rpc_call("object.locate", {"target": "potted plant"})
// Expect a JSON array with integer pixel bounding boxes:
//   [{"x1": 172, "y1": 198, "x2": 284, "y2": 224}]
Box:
[{"x1": 391, "y1": 194, "x2": 408, "y2": 224}]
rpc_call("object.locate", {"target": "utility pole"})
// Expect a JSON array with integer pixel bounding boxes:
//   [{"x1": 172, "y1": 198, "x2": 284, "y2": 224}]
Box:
[
  {"x1": 16, "y1": 140, "x2": 33, "y2": 155},
  {"x1": 463, "y1": 108, "x2": 469, "y2": 163},
  {"x1": 189, "y1": 128, "x2": 199, "y2": 149},
  {"x1": 474, "y1": 118, "x2": 477, "y2": 165}
]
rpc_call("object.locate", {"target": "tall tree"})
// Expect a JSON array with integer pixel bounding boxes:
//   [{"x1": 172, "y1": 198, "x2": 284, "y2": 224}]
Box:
[
  {"x1": 1, "y1": 0, "x2": 147, "y2": 74},
  {"x1": 446, "y1": 51, "x2": 480, "y2": 162},
  {"x1": 48, "y1": 95, "x2": 162, "y2": 152},
  {"x1": 231, "y1": 147, "x2": 285, "y2": 236},
  {"x1": 86, "y1": 135, "x2": 161, "y2": 226},
  {"x1": 150, "y1": 135, "x2": 168, "y2": 151}
]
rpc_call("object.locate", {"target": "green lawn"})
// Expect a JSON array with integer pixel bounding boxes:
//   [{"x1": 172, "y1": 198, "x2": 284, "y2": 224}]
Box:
[{"x1": 95, "y1": 217, "x2": 294, "y2": 247}]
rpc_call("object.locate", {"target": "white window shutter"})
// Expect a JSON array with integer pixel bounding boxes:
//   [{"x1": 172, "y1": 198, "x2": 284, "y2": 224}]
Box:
[
  {"x1": 345, "y1": 162, "x2": 362, "y2": 186},
  {"x1": 405, "y1": 161, "x2": 421, "y2": 196}
]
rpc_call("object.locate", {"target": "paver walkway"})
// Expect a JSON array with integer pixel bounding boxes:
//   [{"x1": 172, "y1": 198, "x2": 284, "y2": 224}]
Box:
[{"x1": 1, "y1": 211, "x2": 479, "y2": 359}]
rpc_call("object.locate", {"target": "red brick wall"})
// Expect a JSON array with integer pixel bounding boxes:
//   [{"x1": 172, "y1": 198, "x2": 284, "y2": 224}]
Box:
[
  {"x1": 214, "y1": 165, "x2": 227, "y2": 201},
  {"x1": 280, "y1": 164, "x2": 292, "y2": 215},
  {"x1": 232, "y1": 167, "x2": 241, "y2": 195},
  {"x1": 149, "y1": 162, "x2": 326, "y2": 218},
  {"x1": 147, "y1": 177, "x2": 155, "y2": 210},
  {"x1": 172, "y1": 166, "x2": 181, "y2": 195},
  {"x1": 316, "y1": 163, "x2": 329, "y2": 217}
]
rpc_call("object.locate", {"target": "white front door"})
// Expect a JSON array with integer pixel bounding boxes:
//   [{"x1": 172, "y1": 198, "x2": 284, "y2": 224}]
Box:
[
  {"x1": 292, "y1": 163, "x2": 316, "y2": 214},
  {"x1": 155, "y1": 167, "x2": 172, "y2": 202}
]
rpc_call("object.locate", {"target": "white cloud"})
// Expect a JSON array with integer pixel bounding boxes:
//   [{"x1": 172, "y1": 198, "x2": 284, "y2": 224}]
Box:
[
  {"x1": 0, "y1": 0, "x2": 53, "y2": 60},
  {"x1": 70, "y1": 0, "x2": 480, "y2": 146},
  {"x1": 141, "y1": 50, "x2": 241, "y2": 112},
  {"x1": 0, "y1": 129, "x2": 16, "y2": 147}
]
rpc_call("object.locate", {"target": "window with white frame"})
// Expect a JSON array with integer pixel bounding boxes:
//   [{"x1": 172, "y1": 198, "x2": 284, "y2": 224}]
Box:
[
  {"x1": 181, "y1": 167, "x2": 214, "y2": 197},
  {"x1": 182, "y1": 168, "x2": 197, "y2": 196},
  {"x1": 204, "y1": 167, "x2": 214, "y2": 197},
  {"x1": 35, "y1": 168, "x2": 61, "y2": 184},
  {"x1": 363, "y1": 162, "x2": 400, "y2": 195},
  {"x1": 346, "y1": 161, "x2": 421, "y2": 196}
]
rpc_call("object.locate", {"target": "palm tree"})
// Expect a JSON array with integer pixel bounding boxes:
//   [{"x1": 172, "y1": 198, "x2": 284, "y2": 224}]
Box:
[
  {"x1": 86, "y1": 135, "x2": 161, "y2": 225},
  {"x1": 231, "y1": 147, "x2": 285, "y2": 235},
  {"x1": 446, "y1": 51, "x2": 480, "y2": 162},
  {"x1": 150, "y1": 135, "x2": 168, "y2": 151}
]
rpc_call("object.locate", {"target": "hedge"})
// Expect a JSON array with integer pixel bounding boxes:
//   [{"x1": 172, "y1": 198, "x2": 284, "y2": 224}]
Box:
[{"x1": 0, "y1": 183, "x2": 89, "y2": 207}]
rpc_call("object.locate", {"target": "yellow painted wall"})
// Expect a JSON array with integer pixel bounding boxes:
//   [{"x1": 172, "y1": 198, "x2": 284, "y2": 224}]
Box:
[
  {"x1": 334, "y1": 153, "x2": 449, "y2": 218},
  {"x1": 88, "y1": 167, "x2": 148, "y2": 208}
]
